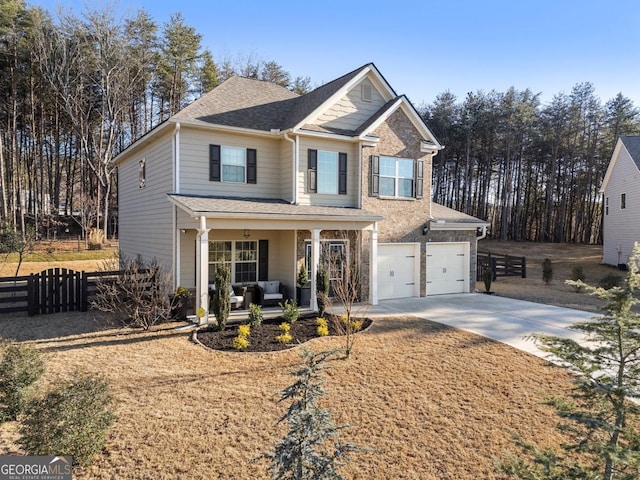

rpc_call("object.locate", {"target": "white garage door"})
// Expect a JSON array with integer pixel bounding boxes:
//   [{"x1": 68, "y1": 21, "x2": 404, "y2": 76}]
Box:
[
  {"x1": 425, "y1": 242, "x2": 469, "y2": 295},
  {"x1": 378, "y1": 243, "x2": 420, "y2": 300}
]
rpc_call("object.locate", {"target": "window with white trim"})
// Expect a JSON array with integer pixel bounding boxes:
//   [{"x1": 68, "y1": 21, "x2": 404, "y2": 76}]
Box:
[
  {"x1": 370, "y1": 155, "x2": 423, "y2": 199},
  {"x1": 222, "y1": 146, "x2": 246, "y2": 182},
  {"x1": 209, "y1": 240, "x2": 258, "y2": 284},
  {"x1": 209, "y1": 144, "x2": 257, "y2": 184},
  {"x1": 307, "y1": 149, "x2": 347, "y2": 195},
  {"x1": 379, "y1": 156, "x2": 414, "y2": 197}
]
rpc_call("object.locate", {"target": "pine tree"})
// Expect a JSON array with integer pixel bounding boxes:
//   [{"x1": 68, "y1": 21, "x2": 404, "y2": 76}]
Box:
[
  {"x1": 269, "y1": 348, "x2": 364, "y2": 480},
  {"x1": 502, "y1": 242, "x2": 640, "y2": 480}
]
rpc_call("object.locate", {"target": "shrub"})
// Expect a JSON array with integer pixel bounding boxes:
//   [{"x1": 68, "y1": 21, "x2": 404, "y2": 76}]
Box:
[
  {"x1": 0, "y1": 344, "x2": 45, "y2": 421},
  {"x1": 248, "y1": 303, "x2": 263, "y2": 327},
  {"x1": 482, "y1": 266, "x2": 493, "y2": 292},
  {"x1": 211, "y1": 265, "x2": 231, "y2": 331},
  {"x1": 297, "y1": 264, "x2": 309, "y2": 287},
  {"x1": 91, "y1": 255, "x2": 173, "y2": 330},
  {"x1": 279, "y1": 300, "x2": 300, "y2": 323},
  {"x1": 316, "y1": 317, "x2": 329, "y2": 337},
  {"x1": 542, "y1": 258, "x2": 553, "y2": 285},
  {"x1": 18, "y1": 373, "x2": 115, "y2": 467},
  {"x1": 599, "y1": 272, "x2": 623, "y2": 290},
  {"x1": 238, "y1": 324, "x2": 251, "y2": 338},
  {"x1": 316, "y1": 265, "x2": 330, "y2": 317},
  {"x1": 276, "y1": 323, "x2": 293, "y2": 344},
  {"x1": 233, "y1": 336, "x2": 250, "y2": 351},
  {"x1": 570, "y1": 264, "x2": 586, "y2": 292}
]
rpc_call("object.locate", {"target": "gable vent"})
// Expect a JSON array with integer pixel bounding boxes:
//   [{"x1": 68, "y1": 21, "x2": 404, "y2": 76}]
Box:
[{"x1": 362, "y1": 83, "x2": 372, "y2": 102}]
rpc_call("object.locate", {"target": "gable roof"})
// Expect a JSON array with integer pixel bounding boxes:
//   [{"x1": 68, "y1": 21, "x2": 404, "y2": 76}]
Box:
[
  {"x1": 600, "y1": 135, "x2": 640, "y2": 193},
  {"x1": 621, "y1": 136, "x2": 640, "y2": 169},
  {"x1": 115, "y1": 63, "x2": 441, "y2": 164},
  {"x1": 173, "y1": 76, "x2": 299, "y2": 131}
]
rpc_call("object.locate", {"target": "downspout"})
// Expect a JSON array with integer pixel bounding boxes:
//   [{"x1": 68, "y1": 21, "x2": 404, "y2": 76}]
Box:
[
  {"x1": 284, "y1": 132, "x2": 298, "y2": 204},
  {"x1": 172, "y1": 122, "x2": 181, "y2": 288},
  {"x1": 477, "y1": 225, "x2": 488, "y2": 241},
  {"x1": 357, "y1": 142, "x2": 363, "y2": 208}
]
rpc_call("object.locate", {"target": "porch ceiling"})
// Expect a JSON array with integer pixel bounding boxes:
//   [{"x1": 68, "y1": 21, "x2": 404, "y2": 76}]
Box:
[{"x1": 168, "y1": 194, "x2": 383, "y2": 230}]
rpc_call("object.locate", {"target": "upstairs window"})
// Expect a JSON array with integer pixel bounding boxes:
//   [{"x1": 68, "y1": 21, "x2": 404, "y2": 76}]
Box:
[
  {"x1": 605, "y1": 196, "x2": 609, "y2": 215},
  {"x1": 621, "y1": 193, "x2": 626, "y2": 209},
  {"x1": 307, "y1": 149, "x2": 347, "y2": 195},
  {"x1": 370, "y1": 155, "x2": 423, "y2": 199},
  {"x1": 209, "y1": 145, "x2": 257, "y2": 184}
]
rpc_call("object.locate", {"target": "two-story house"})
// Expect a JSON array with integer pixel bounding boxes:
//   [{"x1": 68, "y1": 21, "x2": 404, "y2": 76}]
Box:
[
  {"x1": 601, "y1": 135, "x2": 640, "y2": 267},
  {"x1": 115, "y1": 63, "x2": 487, "y2": 316}
]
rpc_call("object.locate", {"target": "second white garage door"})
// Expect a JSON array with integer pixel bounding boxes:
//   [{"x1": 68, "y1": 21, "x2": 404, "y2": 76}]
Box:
[
  {"x1": 425, "y1": 242, "x2": 469, "y2": 295},
  {"x1": 377, "y1": 243, "x2": 420, "y2": 300}
]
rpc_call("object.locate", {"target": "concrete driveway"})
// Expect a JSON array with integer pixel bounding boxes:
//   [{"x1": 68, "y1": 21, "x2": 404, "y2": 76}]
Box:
[{"x1": 368, "y1": 293, "x2": 597, "y2": 359}]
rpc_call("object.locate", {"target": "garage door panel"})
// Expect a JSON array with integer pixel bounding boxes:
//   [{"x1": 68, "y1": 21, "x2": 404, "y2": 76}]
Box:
[
  {"x1": 425, "y1": 243, "x2": 469, "y2": 296},
  {"x1": 378, "y1": 244, "x2": 420, "y2": 300}
]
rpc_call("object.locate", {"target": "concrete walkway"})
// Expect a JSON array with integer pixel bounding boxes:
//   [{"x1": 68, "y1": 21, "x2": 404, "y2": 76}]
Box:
[{"x1": 367, "y1": 293, "x2": 597, "y2": 359}]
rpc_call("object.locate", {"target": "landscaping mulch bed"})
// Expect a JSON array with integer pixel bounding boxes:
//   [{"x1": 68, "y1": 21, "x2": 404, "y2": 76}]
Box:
[{"x1": 195, "y1": 314, "x2": 371, "y2": 352}]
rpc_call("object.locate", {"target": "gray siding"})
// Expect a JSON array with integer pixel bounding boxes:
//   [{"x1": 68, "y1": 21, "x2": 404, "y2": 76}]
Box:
[
  {"x1": 314, "y1": 78, "x2": 386, "y2": 131},
  {"x1": 179, "y1": 128, "x2": 287, "y2": 199},
  {"x1": 603, "y1": 146, "x2": 640, "y2": 266},
  {"x1": 118, "y1": 131, "x2": 174, "y2": 269},
  {"x1": 297, "y1": 136, "x2": 359, "y2": 207}
]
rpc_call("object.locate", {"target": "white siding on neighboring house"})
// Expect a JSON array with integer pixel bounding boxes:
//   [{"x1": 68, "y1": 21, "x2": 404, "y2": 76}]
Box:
[
  {"x1": 603, "y1": 146, "x2": 640, "y2": 266},
  {"x1": 118, "y1": 131, "x2": 174, "y2": 268},
  {"x1": 314, "y1": 78, "x2": 387, "y2": 132},
  {"x1": 179, "y1": 128, "x2": 286, "y2": 199},
  {"x1": 296, "y1": 136, "x2": 359, "y2": 207}
]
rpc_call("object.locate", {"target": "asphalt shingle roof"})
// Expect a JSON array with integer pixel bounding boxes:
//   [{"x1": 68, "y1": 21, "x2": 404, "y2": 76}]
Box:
[
  {"x1": 172, "y1": 64, "x2": 373, "y2": 133},
  {"x1": 620, "y1": 136, "x2": 640, "y2": 170},
  {"x1": 430, "y1": 203, "x2": 487, "y2": 224},
  {"x1": 168, "y1": 194, "x2": 383, "y2": 221}
]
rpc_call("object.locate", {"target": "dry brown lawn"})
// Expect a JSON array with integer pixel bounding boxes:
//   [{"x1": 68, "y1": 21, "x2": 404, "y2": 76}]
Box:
[{"x1": 0, "y1": 240, "x2": 613, "y2": 478}]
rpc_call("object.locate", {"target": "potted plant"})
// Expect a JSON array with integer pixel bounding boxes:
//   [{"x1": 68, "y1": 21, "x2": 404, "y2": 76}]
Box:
[
  {"x1": 171, "y1": 286, "x2": 192, "y2": 320},
  {"x1": 296, "y1": 264, "x2": 311, "y2": 307}
]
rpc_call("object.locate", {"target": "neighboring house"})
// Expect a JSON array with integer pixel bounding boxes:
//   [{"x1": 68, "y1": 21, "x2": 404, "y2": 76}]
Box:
[
  {"x1": 601, "y1": 135, "x2": 640, "y2": 267},
  {"x1": 115, "y1": 63, "x2": 488, "y2": 316}
]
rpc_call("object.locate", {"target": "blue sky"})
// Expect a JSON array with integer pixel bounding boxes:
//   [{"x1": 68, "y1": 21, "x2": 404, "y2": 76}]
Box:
[{"x1": 28, "y1": 0, "x2": 640, "y2": 108}]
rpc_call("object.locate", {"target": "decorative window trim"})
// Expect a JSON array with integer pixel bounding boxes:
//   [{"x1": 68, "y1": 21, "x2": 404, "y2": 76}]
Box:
[
  {"x1": 138, "y1": 158, "x2": 146, "y2": 189},
  {"x1": 361, "y1": 83, "x2": 372, "y2": 102}
]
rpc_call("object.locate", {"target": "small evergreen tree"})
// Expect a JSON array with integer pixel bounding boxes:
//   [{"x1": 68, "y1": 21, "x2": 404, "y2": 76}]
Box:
[
  {"x1": 211, "y1": 265, "x2": 231, "y2": 331},
  {"x1": 570, "y1": 264, "x2": 586, "y2": 292},
  {"x1": 501, "y1": 242, "x2": 640, "y2": 480},
  {"x1": 542, "y1": 258, "x2": 553, "y2": 285},
  {"x1": 268, "y1": 348, "x2": 364, "y2": 479},
  {"x1": 316, "y1": 264, "x2": 330, "y2": 317}
]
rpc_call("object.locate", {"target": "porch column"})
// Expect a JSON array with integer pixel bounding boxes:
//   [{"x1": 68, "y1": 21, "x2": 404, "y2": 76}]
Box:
[
  {"x1": 369, "y1": 226, "x2": 378, "y2": 305},
  {"x1": 195, "y1": 216, "x2": 210, "y2": 324},
  {"x1": 310, "y1": 228, "x2": 321, "y2": 312}
]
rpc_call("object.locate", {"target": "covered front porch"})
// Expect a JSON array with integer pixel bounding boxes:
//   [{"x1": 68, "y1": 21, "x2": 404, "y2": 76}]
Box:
[{"x1": 168, "y1": 195, "x2": 383, "y2": 322}]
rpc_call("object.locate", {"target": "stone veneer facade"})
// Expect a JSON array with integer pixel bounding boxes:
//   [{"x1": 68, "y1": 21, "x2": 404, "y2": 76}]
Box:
[{"x1": 296, "y1": 108, "x2": 479, "y2": 301}]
